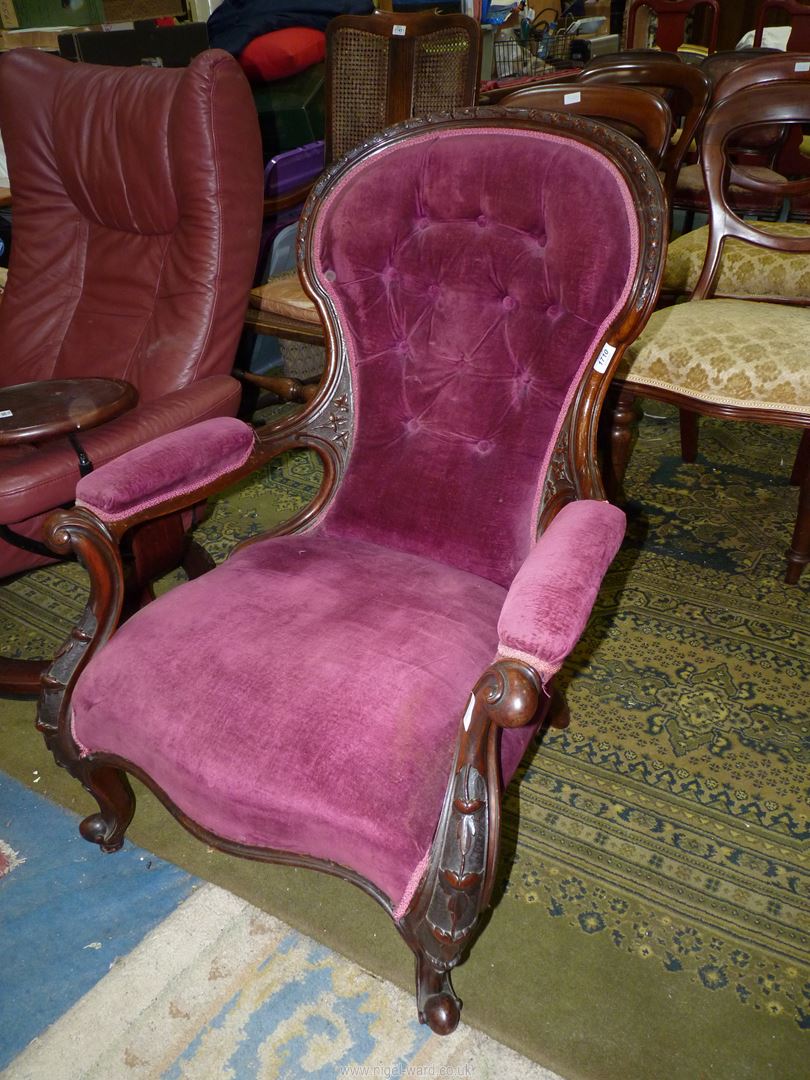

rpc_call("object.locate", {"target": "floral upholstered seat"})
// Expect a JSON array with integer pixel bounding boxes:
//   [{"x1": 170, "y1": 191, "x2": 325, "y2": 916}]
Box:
[
  {"x1": 663, "y1": 220, "x2": 810, "y2": 300},
  {"x1": 608, "y1": 76, "x2": 810, "y2": 584}
]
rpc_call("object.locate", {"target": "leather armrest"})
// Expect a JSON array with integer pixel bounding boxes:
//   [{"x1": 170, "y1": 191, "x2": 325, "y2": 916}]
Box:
[{"x1": 497, "y1": 500, "x2": 626, "y2": 683}]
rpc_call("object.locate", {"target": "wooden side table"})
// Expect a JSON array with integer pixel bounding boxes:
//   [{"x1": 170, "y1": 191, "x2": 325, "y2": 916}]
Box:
[
  {"x1": 0, "y1": 376, "x2": 138, "y2": 695},
  {"x1": 0, "y1": 377, "x2": 137, "y2": 447}
]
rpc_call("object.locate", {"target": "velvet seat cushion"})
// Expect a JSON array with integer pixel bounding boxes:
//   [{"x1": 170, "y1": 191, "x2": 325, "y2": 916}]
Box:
[
  {"x1": 662, "y1": 220, "x2": 810, "y2": 298},
  {"x1": 617, "y1": 298, "x2": 810, "y2": 411},
  {"x1": 249, "y1": 269, "x2": 320, "y2": 323},
  {"x1": 71, "y1": 533, "x2": 538, "y2": 909}
]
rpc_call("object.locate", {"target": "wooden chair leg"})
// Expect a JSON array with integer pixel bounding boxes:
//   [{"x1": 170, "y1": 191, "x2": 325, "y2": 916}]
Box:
[
  {"x1": 606, "y1": 386, "x2": 641, "y2": 503},
  {"x1": 785, "y1": 451, "x2": 810, "y2": 584},
  {"x1": 78, "y1": 764, "x2": 136, "y2": 853},
  {"x1": 0, "y1": 657, "x2": 47, "y2": 696},
  {"x1": 790, "y1": 429, "x2": 810, "y2": 487},
  {"x1": 679, "y1": 408, "x2": 699, "y2": 463},
  {"x1": 414, "y1": 949, "x2": 461, "y2": 1035}
]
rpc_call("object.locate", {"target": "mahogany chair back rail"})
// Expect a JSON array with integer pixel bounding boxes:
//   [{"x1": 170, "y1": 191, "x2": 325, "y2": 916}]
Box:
[
  {"x1": 577, "y1": 55, "x2": 711, "y2": 202},
  {"x1": 499, "y1": 83, "x2": 673, "y2": 167},
  {"x1": 625, "y1": 0, "x2": 720, "y2": 52},
  {"x1": 674, "y1": 51, "x2": 810, "y2": 223}
]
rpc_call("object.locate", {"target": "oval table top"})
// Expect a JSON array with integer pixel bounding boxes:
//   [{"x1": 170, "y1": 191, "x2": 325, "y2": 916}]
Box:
[{"x1": 0, "y1": 377, "x2": 138, "y2": 446}]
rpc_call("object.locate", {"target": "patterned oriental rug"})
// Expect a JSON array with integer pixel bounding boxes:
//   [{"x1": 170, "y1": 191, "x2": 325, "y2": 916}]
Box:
[{"x1": 0, "y1": 403, "x2": 807, "y2": 1079}]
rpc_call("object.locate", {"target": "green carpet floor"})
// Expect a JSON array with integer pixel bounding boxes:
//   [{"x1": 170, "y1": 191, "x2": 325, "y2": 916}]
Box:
[{"x1": 1, "y1": 405, "x2": 808, "y2": 1080}]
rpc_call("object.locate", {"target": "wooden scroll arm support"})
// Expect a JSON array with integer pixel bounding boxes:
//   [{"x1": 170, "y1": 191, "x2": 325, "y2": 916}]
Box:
[{"x1": 35, "y1": 425, "x2": 338, "y2": 765}]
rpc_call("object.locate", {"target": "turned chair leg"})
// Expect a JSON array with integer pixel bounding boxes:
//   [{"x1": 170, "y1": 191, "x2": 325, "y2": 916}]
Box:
[
  {"x1": 79, "y1": 764, "x2": 136, "y2": 853},
  {"x1": 785, "y1": 444, "x2": 810, "y2": 584},
  {"x1": 679, "y1": 408, "x2": 699, "y2": 463},
  {"x1": 548, "y1": 685, "x2": 570, "y2": 730},
  {"x1": 790, "y1": 429, "x2": 810, "y2": 487},
  {"x1": 414, "y1": 949, "x2": 461, "y2": 1036},
  {"x1": 606, "y1": 387, "x2": 641, "y2": 503}
]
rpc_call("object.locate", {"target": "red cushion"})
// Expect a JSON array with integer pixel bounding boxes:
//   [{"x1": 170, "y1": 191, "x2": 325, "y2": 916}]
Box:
[{"x1": 238, "y1": 27, "x2": 326, "y2": 83}]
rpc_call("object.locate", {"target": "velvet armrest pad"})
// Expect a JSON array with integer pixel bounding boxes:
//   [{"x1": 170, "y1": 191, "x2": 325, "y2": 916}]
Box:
[
  {"x1": 75, "y1": 417, "x2": 255, "y2": 522},
  {"x1": 497, "y1": 500, "x2": 626, "y2": 682}
]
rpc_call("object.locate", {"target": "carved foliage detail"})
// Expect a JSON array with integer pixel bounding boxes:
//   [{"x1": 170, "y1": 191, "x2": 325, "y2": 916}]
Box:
[
  {"x1": 424, "y1": 764, "x2": 488, "y2": 953},
  {"x1": 538, "y1": 411, "x2": 577, "y2": 520},
  {"x1": 315, "y1": 391, "x2": 352, "y2": 450}
]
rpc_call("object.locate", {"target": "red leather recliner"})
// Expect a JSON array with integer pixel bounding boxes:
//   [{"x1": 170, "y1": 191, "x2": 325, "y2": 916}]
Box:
[
  {"x1": 0, "y1": 48, "x2": 261, "y2": 682},
  {"x1": 0, "y1": 49, "x2": 263, "y2": 675}
]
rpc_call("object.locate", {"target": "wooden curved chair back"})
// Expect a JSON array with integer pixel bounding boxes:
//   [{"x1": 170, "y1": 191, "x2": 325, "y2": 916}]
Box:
[
  {"x1": 499, "y1": 83, "x2": 673, "y2": 168},
  {"x1": 709, "y1": 50, "x2": 810, "y2": 159},
  {"x1": 626, "y1": 0, "x2": 720, "y2": 52},
  {"x1": 754, "y1": 0, "x2": 810, "y2": 51},
  {"x1": 693, "y1": 72, "x2": 810, "y2": 301},
  {"x1": 325, "y1": 9, "x2": 481, "y2": 164},
  {"x1": 578, "y1": 56, "x2": 711, "y2": 201}
]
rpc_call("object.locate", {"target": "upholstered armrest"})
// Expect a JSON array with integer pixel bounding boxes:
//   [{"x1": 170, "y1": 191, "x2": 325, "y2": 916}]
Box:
[
  {"x1": 74, "y1": 417, "x2": 256, "y2": 524},
  {"x1": 497, "y1": 500, "x2": 626, "y2": 684}
]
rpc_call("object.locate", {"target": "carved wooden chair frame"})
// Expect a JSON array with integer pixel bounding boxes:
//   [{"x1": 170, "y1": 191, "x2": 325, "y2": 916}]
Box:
[
  {"x1": 607, "y1": 81, "x2": 810, "y2": 584},
  {"x1": 35, "y1": 108, "x2": 666, "y2": 1033}
]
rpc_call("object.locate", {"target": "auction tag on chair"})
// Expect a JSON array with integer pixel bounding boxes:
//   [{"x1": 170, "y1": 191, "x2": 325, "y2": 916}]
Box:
[
  {"x1": 564, "y1": 91, "x2": 582, "y2": 105},
  {"x1": 795, "y1": 61, "x2": 810, "y2": 72},
  {"x1": 594, "y1": 343, "x2": 617, "y2": 373},
  {"x1": 462, "y1": 693, "x2": 475, "y2": 732},
  {"x1": 0, "y1": 409, "x2": 13, "y2": 419},
  {"x1": 393, "y1": 24, "x2": 406, "y2": 36}
]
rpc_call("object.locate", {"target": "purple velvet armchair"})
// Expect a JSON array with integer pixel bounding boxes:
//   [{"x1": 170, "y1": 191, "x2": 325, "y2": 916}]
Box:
[{"x1": 35, "y1": 109, "x2": 666, "y2": 1032}]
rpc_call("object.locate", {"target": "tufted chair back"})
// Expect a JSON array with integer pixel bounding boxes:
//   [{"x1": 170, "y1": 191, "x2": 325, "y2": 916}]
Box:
[
  {"x1": 306, "y1": 120, "x2": 643, "y2": 586},
  {"x1": 0, "y1": 48, "x2": 261, "y2": 402}
]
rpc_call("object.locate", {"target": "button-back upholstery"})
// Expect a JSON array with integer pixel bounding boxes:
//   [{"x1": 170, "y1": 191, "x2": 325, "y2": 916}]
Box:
[
  {"x1": 0, "y1": 48, "x2": 263, "y2": 577},
  {"x1": 43, "y1": 112, "x2": 665, "y2": 1032},
  {"x1": 312, "y1": 127, "x2": 639, "y2": 586}
]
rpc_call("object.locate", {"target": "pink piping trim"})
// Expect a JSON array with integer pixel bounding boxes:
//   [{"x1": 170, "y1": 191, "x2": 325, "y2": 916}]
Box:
[
  {"x1": 496, "y1": 644, "x2": 557, "y2": 685},
  {"x1": 69, "y1": 707, "x2": 93, "y2": 758},
  {"x1": 393, "y1": 850, "x2": 430, "y2": 921},
  {"x1": 75, "y1": 434, "x2": 255, "y2": 523},
  {"x1": 309, "y1": 127, "x2": 641, "y2": 543}
]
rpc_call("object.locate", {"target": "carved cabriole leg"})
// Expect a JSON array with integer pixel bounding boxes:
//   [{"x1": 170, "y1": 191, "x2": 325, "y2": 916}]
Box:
[
  {"x1": 36, "y1": 507, "x2": 126, "y2": 781},
  {"x1": 78, "y1": 763, "x2": 136, "y2": 852},
  {"x1": 606, "y1": 386, "x2": 641, "y2": 504},
  {"x1": 400, "y1": 660, "x2": 543, "y2": 1035}
]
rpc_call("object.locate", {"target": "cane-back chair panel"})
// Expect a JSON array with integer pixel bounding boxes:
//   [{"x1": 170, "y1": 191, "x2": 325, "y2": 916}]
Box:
[{"x1": 326, "y1": 12, "x2": 480, "y2": 164}]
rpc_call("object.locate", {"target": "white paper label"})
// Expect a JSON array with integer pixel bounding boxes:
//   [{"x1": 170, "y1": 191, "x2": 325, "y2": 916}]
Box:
[
  {"x1": 0, "y1": 409, "x2": 13, "y2": 419},
  {"x1": 393, "y1": 24, "x2": 406, "y2": 36},
  {"x1": 795, "y1": 61, "x2": 810, "y2": 72},
  {"x1": 462, "y1": 693, "x2": 475, "y2": 732},
  {"x1": 564, "y1": 91, "x2": 582, "y2": 105},
  {"x1": 594, "y1": 343, "x2": 617, "y2": 373}
]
